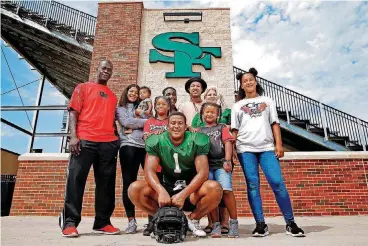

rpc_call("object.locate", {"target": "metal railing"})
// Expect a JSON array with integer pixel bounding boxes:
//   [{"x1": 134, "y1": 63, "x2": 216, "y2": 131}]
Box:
[
  {"x1": 233, "y1": 66, "x2": 368, "y2": 150},
  {"x1": 1, "y1": 105, "x2": 69, "y2": 153},
  {"x1": 323, "y1": 105, "x2": 367, "y2": 146},
  {"x1": 2, "y1": 0, "x2": 97, "y2": 40}
]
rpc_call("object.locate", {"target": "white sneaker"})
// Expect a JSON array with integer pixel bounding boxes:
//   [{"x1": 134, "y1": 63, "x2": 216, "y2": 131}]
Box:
[
  {"x1": 125, "y1": 219, "x2": 137, "y2": 234},
  {"x1": 187, "y1": 218, "x2": 206, "y2": 237}
]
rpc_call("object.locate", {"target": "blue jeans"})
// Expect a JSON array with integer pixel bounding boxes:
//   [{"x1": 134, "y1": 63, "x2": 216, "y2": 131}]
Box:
[{"x1": 238, "y1": 151, "x2": 294, "y2": 223}]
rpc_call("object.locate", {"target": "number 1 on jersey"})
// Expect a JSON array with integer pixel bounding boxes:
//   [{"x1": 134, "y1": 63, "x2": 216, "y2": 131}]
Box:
[{"x1": 173, "y1": 153, "x2": 181, "y2": 173}]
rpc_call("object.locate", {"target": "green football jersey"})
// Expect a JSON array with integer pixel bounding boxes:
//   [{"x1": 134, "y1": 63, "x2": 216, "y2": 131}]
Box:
[
  {"x1": 145, "y1": 131, "x2": 210, "y2": 187},
  {"x1": 191, "y1": 108, "x2": 232, "y2": 127}
]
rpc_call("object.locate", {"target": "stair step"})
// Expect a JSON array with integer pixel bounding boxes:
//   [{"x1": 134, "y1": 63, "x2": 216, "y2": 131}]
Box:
[
  {"x1": 84, "y1": 35, "x2": 94, "y2": 41},
  {"x1": 1, "y1": 3, "x2": 17, "y2": 10},
  {"x1": 278, "y1": 110, "x2": 289, "y2": 121},
  {"x1": 349, "y1": 141, "x2": 360, "y2": 145},
  {"x1": 45, "y1": 19, "x2": 58, "y2": 29},
  {"x1": 47, "y1": 19, "x2": 58, "y2": 24},
  {"x1": 329, "y1": 136, "x2": 349, "y2": 141},
  {"x1": 308, "y1": 127, "x2": 326, "y2": 137},
  {"x1": 27, "y1": 12, "x2": 45, "y2": 20},
  {"x1": 348, "y1": 145, "x2": 367, "y2": 151},
  {"x1": 17, "y1": 7, "x2": 28, "y2": 14},
  {"x1": 290, "y1": 120, "x2": 310, "y2": 130},
  {"x1": 329, "y1": 136, "x2": 349, "y2": 146},
  {"x1": 77, "y1": 31, "x2": 87, "y2": 37},
  {"x1": 55, "y1": 24, "x2": 72, "y2": 30}
]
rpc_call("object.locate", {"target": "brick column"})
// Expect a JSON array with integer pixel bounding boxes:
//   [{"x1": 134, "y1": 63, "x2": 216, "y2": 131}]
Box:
[{"x1": 89, "y1": 1, "x2": 143, "y2": 98}]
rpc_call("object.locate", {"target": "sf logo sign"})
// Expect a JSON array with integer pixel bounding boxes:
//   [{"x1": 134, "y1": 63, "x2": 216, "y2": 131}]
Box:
[{"x1": 149, "y1": 32, "x2": 221, "y2": 78}]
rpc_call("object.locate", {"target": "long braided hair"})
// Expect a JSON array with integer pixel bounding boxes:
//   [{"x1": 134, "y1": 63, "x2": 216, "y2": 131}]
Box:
[{"x1": 199, "y1": 102, "x2": 222, "y2": 124}]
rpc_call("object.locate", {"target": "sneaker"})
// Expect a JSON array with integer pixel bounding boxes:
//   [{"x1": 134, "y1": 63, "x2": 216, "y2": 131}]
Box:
[
  {"x1": 228, "y1": 219, "x2": 239, "y2": 238},
  {"x1": 125, "y1": 219, "x2": 137, "y2": 234},
  {"x1": 252, "y1": 222, "x2": 269, "y2": 237},
  {"x1": 143, "y1": 222, "x2": 154, "y2": 236},
  {"x1": 94, "y1": 224, "x2": 120, "y2": 235},
  {"x1": 211, "y1": 222, "x2": 222, "y2": 238},
  {"x1": 61, "y1": 226, "x2": 79, "y2": 237},
  {"x1": 187, "y1": 218, "x2": 206, "y2": 237},
  {"x1": 286, "y1": 222, "x2": 305, "y2": 237}
]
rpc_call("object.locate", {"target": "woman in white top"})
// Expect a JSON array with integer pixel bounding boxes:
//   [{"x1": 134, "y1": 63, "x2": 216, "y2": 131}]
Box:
[{"x1": 231, "y1": 68, "x2": 305, "y2": 237}]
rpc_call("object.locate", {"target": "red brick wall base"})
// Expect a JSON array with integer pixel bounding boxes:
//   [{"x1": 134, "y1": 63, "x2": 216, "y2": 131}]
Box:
[{"x1": 11, "y1": 157, "x2": 368, "y2": 217}]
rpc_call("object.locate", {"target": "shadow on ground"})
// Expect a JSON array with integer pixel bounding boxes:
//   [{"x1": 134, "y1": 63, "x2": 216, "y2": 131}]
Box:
[
  {"x1": 237, "y1": 223, "x2": 332, "y2": 237},
  {"x1": 77, "y1": 224, "x2": 331, "y2": 239}
]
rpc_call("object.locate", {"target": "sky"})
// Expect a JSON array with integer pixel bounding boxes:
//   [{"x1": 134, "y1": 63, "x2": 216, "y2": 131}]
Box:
[
  {"x1": 1, "y1": 0, "x2": 368, "y2": 154},
  {"x1": 1, "y1": 40, "x2": 67, "y2": 154}
]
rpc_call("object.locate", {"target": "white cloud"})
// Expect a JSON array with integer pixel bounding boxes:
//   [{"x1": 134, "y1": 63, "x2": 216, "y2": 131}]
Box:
[
  {"x1": 225, "y1": 1, "x2": 368, "y2": 120},
  {"x1": 0, "y1": 124, "x2": 21, "y2": 137},
  {"x1": 232, "y1": 39, "x2": 282, "y2": 74},
  {"x1": 41, "y1": 90, "x2": 67, "y2": 106}
]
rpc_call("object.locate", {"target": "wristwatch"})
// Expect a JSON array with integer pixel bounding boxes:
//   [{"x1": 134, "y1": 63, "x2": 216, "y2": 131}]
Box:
[{"x1": 223, "y1": 159, "x2": 232, "y2": 164}]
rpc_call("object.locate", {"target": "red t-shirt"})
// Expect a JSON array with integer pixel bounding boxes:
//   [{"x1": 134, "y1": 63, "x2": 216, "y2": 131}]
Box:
[
  {"x1": 143, "y1": 117, "x2": 168, "y2": 135},
  {"x1": 143, "y1": 117, "x2": 169, "y2": 173},
  {"x1": 68, "y1": 82, "x2": 118, "y2": 142}
]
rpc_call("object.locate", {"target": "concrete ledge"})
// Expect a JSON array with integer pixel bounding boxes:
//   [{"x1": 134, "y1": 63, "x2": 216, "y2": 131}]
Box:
[
  {"x1": 281, "y1": 151, "x2": 368, "y2": 160},
  {"x1": 18, "y1": 151, "x2": 368, "y2": 161},
  {"x1": 98, "y1": 1, "x2": 143, "y2": 5},
  {"x1": 18, "y1": 153, "x2": 69, "y2": 161},
  {"x1": 145, "y1": 8, "x2": 231, "y2": 11}
]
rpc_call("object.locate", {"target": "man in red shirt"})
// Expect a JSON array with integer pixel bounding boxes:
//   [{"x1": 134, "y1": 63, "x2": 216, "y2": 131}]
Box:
[{"x1": 59, "y1": 60, "x2": 120, "y2": 237}]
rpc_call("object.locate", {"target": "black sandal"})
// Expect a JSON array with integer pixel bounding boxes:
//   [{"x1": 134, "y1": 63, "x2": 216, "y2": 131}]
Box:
[
  {"x1": 204, "y1": 226, "x2": 213, "y2": 234},
  {"x1": 221, "y1": 226, "x2": 229, "y2": 234}
]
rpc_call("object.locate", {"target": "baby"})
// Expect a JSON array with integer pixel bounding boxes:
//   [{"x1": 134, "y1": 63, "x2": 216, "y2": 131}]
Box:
[
  {"x1": 136, "y1": 86, "x2": 153, "y2": 119},
  {"x1": 124, "y1": 86, "x2": 153, "y2": 134}
]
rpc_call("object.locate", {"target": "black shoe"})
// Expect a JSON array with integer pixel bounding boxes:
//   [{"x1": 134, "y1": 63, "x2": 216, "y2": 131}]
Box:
[
  {"x1": 252, "y1": 222, "x2": 269, "y2": 237},
  {"x1": 143, "y1": 222, "x2": 154, "y2": 236},
  {"x1": 286, "y1": 222, "x2": 305, "y2": 237}
]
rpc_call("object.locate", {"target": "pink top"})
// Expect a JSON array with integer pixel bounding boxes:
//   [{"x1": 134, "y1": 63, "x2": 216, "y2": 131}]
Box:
[{"x1": 178, "y1": 100, "x2": 203, "y2": 126}]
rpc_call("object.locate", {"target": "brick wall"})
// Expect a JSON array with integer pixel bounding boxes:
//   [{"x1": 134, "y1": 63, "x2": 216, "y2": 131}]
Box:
[
  {"x1": 11, "y1": 156, "x2": 368, "y2": 217},
  {"x1": 88, "y1": 2, "x2": 143, "y2": 97}
]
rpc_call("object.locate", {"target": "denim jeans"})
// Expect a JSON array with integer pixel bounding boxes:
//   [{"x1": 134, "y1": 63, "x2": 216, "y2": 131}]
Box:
[
  {"x1": 208, "y1": 168, "x2": 233, "y2": 191},
  {"x1": 238, "y1": 151, "x2": 294, "y2": 223}
]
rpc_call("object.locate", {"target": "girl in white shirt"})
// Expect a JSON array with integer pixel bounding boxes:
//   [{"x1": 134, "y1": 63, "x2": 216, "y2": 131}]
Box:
[{"x1": 231, "y1": 68, "x2": 305, "y2": 237}]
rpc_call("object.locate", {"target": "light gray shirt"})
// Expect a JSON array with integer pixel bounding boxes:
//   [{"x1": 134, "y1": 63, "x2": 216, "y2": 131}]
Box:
[
  {"x1": 231, "y1": 96, "x2": 279, "y2": 153},
  {"x1": 116, "y1": 104, "x2": 146, "y2": 148}
]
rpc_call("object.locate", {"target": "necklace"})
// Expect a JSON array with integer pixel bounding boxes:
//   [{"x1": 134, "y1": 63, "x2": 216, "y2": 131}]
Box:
[{"x1": 191, "y1": 97, "x2": 202, "y2": 113}]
